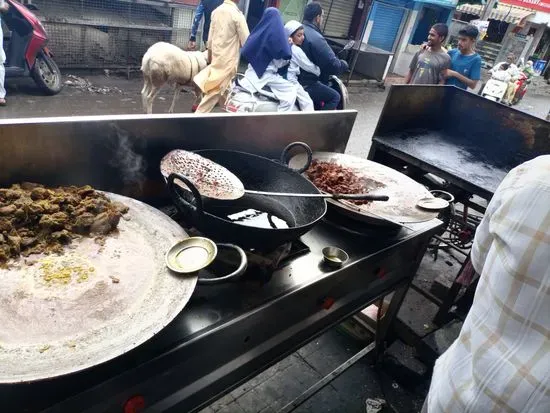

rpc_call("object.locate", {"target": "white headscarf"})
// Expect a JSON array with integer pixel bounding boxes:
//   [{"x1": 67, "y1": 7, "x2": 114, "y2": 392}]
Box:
[{"x1": 284, "y1": 20, "x2": 303, "y2": 38}]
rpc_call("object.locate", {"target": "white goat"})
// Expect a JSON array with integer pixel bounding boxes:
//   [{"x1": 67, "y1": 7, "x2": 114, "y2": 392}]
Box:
[{"x1": 140, "y1": 42, "x2": 208, "y2": 114}]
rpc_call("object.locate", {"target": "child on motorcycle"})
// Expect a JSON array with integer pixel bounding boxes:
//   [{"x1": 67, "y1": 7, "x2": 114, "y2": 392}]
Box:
[{"x1": 284, "y1": 20, "x2": 318, "y2": 111}]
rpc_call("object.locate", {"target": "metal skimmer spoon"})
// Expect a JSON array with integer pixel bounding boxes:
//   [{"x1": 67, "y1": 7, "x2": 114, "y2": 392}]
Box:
[{"x1": 160, "y1": 149, "x2": 389, "y2": 202}]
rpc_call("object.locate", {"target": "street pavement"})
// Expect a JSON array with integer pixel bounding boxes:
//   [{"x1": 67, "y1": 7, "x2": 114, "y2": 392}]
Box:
[{"x1": 0, "y1": 72, "x2": 547, "y2": 160}]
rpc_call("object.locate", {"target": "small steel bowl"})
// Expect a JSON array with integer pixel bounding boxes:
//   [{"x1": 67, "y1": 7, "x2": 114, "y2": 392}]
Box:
[
  {"x1": 322, "y1": 246, "x2": 349, "y2": 268},
  {"x1": 166, "y1": 237, "x2": 218, "y2": 274}
]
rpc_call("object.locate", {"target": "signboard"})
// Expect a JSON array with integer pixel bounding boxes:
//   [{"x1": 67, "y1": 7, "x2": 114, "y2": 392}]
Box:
[{"x1": 500, "y1": 0, "x2": 550, "y2": 13}]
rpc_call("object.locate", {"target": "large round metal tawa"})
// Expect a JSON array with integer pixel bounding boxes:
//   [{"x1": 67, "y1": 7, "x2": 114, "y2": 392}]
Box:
[
  {"x1": 289, "y1": 152, "x2": 438, "y2": 225},
  {"x1": 0, "y1": 192, "x2": 194, "y2": 383}
]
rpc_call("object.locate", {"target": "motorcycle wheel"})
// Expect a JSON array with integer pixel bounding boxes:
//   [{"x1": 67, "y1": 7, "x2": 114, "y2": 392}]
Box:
[{"x1": 32, "y1": 51, "x2": 63, "y2": 95}]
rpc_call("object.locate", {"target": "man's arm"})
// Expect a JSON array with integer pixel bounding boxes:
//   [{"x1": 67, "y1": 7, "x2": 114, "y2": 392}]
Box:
[
  {"x1": 405, "y1": 52, "x2": 419, "y2": 84},
  {"x1": 206, "y1": 12, "x2": 216, "y2": 60},
  {"x1": 440, "y1": 57, "x2": 451, "y2": 85},
  {"x1": 471, "y1": 164, "x2": 550, "y2": 277},
  {"x1": 312, "y1": 38, "x2": 347, "y2": 76},
  {"x1": 190, "y1": 2, "x2": 205, "y2": 42},
  {"x1": 235, "y1": 13, "x2": 250, "y2": 47},
  {"x1": 445, "y1": 70, "x2": 477, "y2": 89},
  {"x1": 293, "y1": 46, "x2": 320, "y2": 76},
  {"x1": 405, "y1": 70, "x2": 413, "y2": 84},
  {"x1": 490, "y1": 62, "x2": 503, "y2": 75},
  {"x1": 446, "y1": 55, "x2": 481, "y2": 89}
]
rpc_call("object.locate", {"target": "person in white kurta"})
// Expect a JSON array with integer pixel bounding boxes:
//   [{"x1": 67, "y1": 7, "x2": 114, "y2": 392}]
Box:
[
  {"x1": 424, "y1": 155, "x2": 550, "y2": 413},
  {"x1": 284, "y1": 20, "x2": 318, "y2": 112},
  {"x1": 240, "y1": 7, "x2": 297, "y2": 112},
  {"x1": 0, "y1": 0, "x2": 9, "y2": 106}
]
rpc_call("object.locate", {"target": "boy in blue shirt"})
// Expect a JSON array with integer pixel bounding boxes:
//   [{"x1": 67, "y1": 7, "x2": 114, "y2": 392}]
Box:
[{"x1": 445, "y1": 25, "x2": 482, "y2": 90}]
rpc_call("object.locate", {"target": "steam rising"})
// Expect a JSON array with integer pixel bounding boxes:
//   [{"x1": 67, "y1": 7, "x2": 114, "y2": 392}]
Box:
[{"x1": 108, "y1": 124, "x2": 146, "y2": 190}]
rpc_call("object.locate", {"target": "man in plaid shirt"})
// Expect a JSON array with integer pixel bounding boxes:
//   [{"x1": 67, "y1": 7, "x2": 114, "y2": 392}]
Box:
[{"x1": 424, "y1": 155, "x2": 550, "y2": 412}]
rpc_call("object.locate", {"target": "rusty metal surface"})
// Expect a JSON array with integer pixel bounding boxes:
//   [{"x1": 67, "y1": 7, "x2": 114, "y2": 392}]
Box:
[
  {"x1": 375, "y1": 86, "x2": 550, "y2": 157},
  {"x1": 0, "y1": 193, "x2": 194, "y2": 383},
  {"x1": 288, "y1": 152, "x2": 437, "y2": 225},
  {"x1": 372, "y1": 85, "x2": 550, "y2": 198}
]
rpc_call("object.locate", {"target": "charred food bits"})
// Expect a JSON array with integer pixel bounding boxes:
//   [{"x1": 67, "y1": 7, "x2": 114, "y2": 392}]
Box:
[
  {"x1": 0, "y1": 183, "x2": 128, "y2": 265},
  {"x1": 305, "y1": 160, "x2": 384, "y2": 205}
]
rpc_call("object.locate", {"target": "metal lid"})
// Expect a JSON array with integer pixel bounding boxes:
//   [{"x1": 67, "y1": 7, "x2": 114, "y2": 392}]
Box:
[
  {"x1": 166, "y1": 237, "x2": 218, "y2": 274},
  {"x1": 416, "y1": 197, "x2": 450, "y2": 211}
]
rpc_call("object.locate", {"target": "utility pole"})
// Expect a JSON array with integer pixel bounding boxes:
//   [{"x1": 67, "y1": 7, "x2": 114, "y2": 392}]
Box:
[{"x1": 480, "y1": 0, "x2": 498, "y2": 20}]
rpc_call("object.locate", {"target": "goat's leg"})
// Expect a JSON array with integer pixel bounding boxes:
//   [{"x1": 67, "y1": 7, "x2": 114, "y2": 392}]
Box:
[
  {"x1": 192, "y1": 86, "x2": 202, "y2": 113},
  {"x1": 146, "y1": 86, "x2": 160, "y2": 115},
  {"x1": 141, "y1": 79, "x2": 151, "y2": 113},
  {"x1": 168, "y1": 87, "x2": 181, "y2": 113}
]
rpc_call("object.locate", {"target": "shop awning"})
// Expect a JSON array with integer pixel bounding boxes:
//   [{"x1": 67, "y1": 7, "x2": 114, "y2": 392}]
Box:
[{"x1": 456, "y1": 4, "x2": 535, "y2": 24}]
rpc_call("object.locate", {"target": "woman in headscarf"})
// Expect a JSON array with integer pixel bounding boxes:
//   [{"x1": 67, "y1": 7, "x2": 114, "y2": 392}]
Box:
[{"x1": 240, "y1": 7, "x2": 297, "y2": 112}]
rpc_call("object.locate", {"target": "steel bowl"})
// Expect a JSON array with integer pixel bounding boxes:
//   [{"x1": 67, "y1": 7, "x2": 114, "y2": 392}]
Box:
[
  {"x1": 322, "y1": 246, "x2": 349, "y2": 268},
  {"x1": 166, "y1": 237, "x2": 218, "y2": 274}
]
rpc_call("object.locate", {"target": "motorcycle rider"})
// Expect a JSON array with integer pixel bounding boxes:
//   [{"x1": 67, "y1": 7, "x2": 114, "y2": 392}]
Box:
[
  {"x1": 0, "y1": 0, "x2": 9, "y2": 106},
  {"x1": 299, "y1": 2, "x2": 348, "y2": 110},
  {"x1": 240, "y1": 8, "x2": 297, "y2": 112},
  {"x1": 490, "y1": 63, "x2": 512, "y2": 83},
  {"x1": 491, "y1": 53, "x2": 521, "y2": 105},
  {"x1": 284, "y1": 20, "x2": 318, "y2": 111}
]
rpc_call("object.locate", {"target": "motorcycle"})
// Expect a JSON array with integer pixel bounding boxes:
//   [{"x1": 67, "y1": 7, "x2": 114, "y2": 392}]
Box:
[
  {"x1": 479, "y1": 59, "x2": 532, "y2": 106},
  {"x1": 2, "y1": 0, "x2": 63, "y2": 95},
  {"x1": 510, "y1": 71, "x2": 529, "y2": 105},
  {"x1": 224, "y1": 40, "x2": 354, "y2": 113},
  {"x1": 479, "y1": 77, "x2": 508, "y2": 103}
]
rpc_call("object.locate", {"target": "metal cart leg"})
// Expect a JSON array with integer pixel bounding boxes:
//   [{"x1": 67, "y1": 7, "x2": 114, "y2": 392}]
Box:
[
  {"x1": 276, "y1": 279, "x2": 413, "y2": 413},
  {"x1": 433, "y1": 254, "x2": 472, "y2": 325}
]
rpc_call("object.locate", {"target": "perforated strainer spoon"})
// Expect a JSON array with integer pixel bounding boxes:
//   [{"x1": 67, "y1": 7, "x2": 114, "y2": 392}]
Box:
[{"x1": 160, "y1": 149, "x2": 389, "y2": 202}]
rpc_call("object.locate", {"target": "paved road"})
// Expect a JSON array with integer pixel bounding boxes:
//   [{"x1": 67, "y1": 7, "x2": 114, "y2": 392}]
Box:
[{"x1": 0, "y1": 73, "x2": 547, "y2": 159}]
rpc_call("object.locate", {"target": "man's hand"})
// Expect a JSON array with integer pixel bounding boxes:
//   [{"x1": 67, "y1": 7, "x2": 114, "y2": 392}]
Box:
[
  {"x1": 442, "y1": 69, "x2": 457, "y2": 79},
  {"x1": 187, "y1": 40, "x2": 197, "y2": 51},
  {"x1": 0, "y1": 2, "x2": 10, "y2": 13}
]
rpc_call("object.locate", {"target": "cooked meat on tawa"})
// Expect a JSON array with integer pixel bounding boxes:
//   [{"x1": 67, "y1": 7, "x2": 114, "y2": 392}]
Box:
[
  {"x1": 0, "y1": 183, "x2": 128, "y2": 265},
  {"x1": 305, "y1": 160, "x2": 385, "y2": 206}
]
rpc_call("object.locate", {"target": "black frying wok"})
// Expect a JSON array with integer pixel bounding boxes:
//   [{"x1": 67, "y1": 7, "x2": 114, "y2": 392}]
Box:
[{"x1": 167, "y1": 143, "x2": 327, "y2": 250}]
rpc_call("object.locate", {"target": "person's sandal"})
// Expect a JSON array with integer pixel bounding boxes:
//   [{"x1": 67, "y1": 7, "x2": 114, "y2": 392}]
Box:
[{"x1": 0, "y1": 99, "x2": 6, "y2": 106}]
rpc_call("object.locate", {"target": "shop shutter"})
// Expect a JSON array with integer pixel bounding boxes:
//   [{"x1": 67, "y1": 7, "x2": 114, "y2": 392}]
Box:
[
  {"x1": 318, "y1": 0, "x2": 357, "y2": 38},
  {"x1": 367, "y1": 2, "x2": 406, "y2": 52}
]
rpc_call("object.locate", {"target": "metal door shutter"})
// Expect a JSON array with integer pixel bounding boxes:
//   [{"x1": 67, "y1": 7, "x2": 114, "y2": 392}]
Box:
[
  {"x1": 367, "y1": 2, "x2": 405, "y2": 52},
  {"x1": 318, "y1": 0, "x2": 357, "y2": 38}
]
